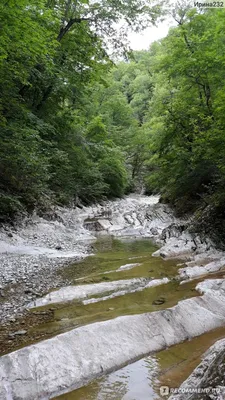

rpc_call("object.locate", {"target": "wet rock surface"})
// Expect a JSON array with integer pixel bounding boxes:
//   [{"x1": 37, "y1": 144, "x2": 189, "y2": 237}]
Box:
[
  {"x1": 169, "y1": 338, "x2": 225, "y2": 400},
  {"x1": 1, "y1": 279, "x2": 225, "y2": 399},
  {"x1": 0, "y1": 195, "x2": 168, "y2": 324},
  {"x1": 1, "y1": 194, "x2": 225, "y2": 399},
  {"x1": 28, "y1": 278, "x2": 150, "y2": 308},
  {"x1": 152, "y1": 297, "x2": 165, "y2": 305}
]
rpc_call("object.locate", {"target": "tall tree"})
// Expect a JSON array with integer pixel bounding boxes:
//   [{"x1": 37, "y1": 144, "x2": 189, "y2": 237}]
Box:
[{"x1": 0, "y1": 0, "x2": 162, "y2": 219}]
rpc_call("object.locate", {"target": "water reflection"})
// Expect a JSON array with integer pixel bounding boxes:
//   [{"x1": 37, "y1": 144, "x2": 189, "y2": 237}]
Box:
[
  {"x1": 56, "y1": 357, "x2": 160, "y2": 400},
  {"x1": 30, "y1": 237, "x2": 186, "y2": 339},
  {"x1": 55, "y1": 327, "x2": 225, "y2": 400}
]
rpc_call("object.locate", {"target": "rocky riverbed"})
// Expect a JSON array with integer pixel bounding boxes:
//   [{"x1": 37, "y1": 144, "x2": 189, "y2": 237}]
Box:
[
  {"x1": 0, "y1": 195, "x2": 165, "y2": 323},
  {"x1": 1, "y1": 194, "x2": 225, "y2": 399},
  {"x1": 0, "y1": 194, "x2": 220, "y2": 318}
]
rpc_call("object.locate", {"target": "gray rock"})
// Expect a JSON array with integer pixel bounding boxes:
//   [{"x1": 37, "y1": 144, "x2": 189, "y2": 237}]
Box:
[
  {"x1": 152, "y1": 297, "x2": 165, "y2": 305},
  {"x1": 150, "y1": 227, "x2": 158, "y2": 236},
  {"x1": 169, "y1": 338, "x2": 225, "y2": 400},
  {"x1": 13, "y1": 330, "x2": 27, "y2": 336},
  {"x1": 1, "y1": 280, "x2": 225, "y2": 399}
]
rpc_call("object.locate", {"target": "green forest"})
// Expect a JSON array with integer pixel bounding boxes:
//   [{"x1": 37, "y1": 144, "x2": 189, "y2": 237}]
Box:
[{"x1": 1, "y1": 1, "x2": 225, "y2": 239}]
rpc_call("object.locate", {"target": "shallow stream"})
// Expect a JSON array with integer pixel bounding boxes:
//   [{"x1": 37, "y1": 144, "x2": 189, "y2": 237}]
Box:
[
  {"x1": 8, "y1": 235, "x2": 225, "y2": 399},
  {"x1": 30, "y1": 236, "x2": 197, "y2": 339},
  {"x1": 55, "y1": 326, "x2": 225, "y2": 400}
]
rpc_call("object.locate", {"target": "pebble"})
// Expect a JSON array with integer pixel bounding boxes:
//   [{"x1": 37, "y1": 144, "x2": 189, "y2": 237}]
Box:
[
  {"x1": 24, "y1": 289, "x2": 32, "y2": 294},
  {"x1": 13, "y1": 330, "x2": 27, "y2": 336},
  {"x1": 152, "y1": 297, "x2": 165, "y2": 306}
]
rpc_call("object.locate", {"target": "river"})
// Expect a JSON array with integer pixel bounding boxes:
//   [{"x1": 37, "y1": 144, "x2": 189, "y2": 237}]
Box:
[
  {"x1": 25, "y1": 236, "x2": 225, "y2": 399},
  {"x1": 1, "y1": 196, "x2": 225, "y2": 399}
]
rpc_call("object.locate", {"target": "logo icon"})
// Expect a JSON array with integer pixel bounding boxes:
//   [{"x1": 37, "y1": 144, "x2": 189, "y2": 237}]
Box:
[{"x1": 160, "y1": 386, "x2": 170, "y2": 397}]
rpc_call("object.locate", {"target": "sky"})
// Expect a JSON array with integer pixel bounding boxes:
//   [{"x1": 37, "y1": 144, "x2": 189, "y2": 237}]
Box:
[{"x1": 129, "y1": 19, "x2": 176, "y2": 50}]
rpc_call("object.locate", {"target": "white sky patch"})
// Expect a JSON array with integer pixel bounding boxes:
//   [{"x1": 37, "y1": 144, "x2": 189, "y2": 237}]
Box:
[{"x1": 128, "y1": 18, "x2": 176, "y2": 50}]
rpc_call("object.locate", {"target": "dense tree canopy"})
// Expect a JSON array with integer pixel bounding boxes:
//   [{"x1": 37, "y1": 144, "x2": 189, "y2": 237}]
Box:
[
  {"x1": 83, "y1": 6, "x2": 225, "y2": 240},
  {"x1": 1, "y1": 1, "x2": 225, "y2": 243},
  {"x1": 146, "y1": 8, "x2": 225, "y2": 240},
  {"x1": 0, "y1": 0, "x2": 161, "y2": 219},
  {"x1": 145, "y1": 9, "x2": 225, "y2": 210}
]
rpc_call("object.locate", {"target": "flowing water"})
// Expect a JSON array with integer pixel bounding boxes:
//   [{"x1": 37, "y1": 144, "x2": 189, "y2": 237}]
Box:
[
  {"x1": 54, "y1": 326, "x2": 225, "y2": 400},
  {"x1": 21, "y1": 236, "x2": 225, "y2": 399},
  {"x1": 29, "y1": 237, "x2": 197, "y2": 340}
]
